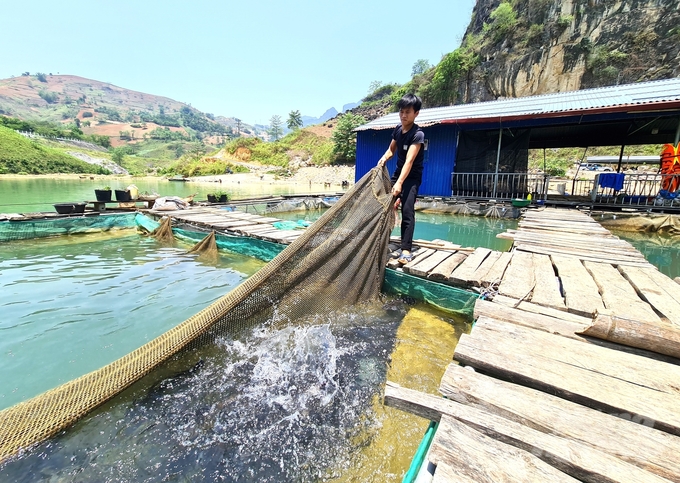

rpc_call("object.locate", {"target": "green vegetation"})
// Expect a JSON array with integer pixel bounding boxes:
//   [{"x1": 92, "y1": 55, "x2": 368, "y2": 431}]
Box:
[
  {"x1": 269, "y1": 115, "x2": 283, "y2": 141},
  {"x1": 38, "y1": 90, "x2": 58, "y2": 104},
  {"x1": 411, "y1": 59, "x2": 431, "y2": 77},
  {"x1": 0, "y1": 126, "x2": 109, "y2": 175},
  {"x1": 484, "y1": 2, "x2": 518, "y2": 43},
  {"x1": 287, "y1": 110, "x2": 302, "y2": 130},
  {"x1": 0, "y1": 115, "x2": 111, "y2": 148},
  {"x1": 163, "y1": 127, "x2": 336, "y2": 177},
  {"x1": 528, "y1": 145, "x2": 664, "y2": 176},
  {"x1": 332, "y1": 113, "x2": 366, "y2": 163}
]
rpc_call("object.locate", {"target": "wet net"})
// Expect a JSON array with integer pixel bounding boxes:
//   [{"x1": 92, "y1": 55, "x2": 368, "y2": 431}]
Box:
[{"x1": 0, "y1": 167, "x2": 396, "y2": 463}]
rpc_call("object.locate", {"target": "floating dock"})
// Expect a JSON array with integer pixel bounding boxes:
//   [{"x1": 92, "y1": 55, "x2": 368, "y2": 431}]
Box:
[{"x1": 385, "y1": 207, "x2": 680, "y2": 482}]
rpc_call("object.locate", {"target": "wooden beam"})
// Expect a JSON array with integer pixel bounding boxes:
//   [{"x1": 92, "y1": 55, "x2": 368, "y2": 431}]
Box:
[
  {"x1": 454, "y1": 318, "x2": 680, "y2": 435},
  {"x1": 440, "y1": 364, "x2": 680, "y2": 483},
  {"x1": 584, "y1": 261, "x2": 661, "y2": 323},
  {"x1": 551, "y1": 255, "x2": 605, "y2": 316},
  {"x1": 384, "y1": 382, "x2": 670, "y2": 483},
  {"x1": 530, "y1": 254, "x2": 566, "y2": 310},
  {"x1": 498, "y1": 250, "x2": 535, "y2": 300},
  {"x1": 580, "y1": 312, "x2": 680, "y2": 360}
]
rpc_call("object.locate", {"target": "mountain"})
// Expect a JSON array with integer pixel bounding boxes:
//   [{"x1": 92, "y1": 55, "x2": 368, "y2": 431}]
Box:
[
  {"x1": 0, "y1": 74, "x2": 236, "y2": 146},
  {"x1": 459, "y1": 0, "x2": 680, "y2": 103},
  {"x1": 301, "y1": 107, "x2": 338, "y2": 127},
  {"x1": 301, "y1": 103, "x2": 360, "y2": 127},
  {"x1": 342, "y1": 102, "x2": 360, "y2": 112}
]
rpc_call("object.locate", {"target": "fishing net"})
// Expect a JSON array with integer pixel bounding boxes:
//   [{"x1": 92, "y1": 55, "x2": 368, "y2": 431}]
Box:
[
  {"x1": 186, "y1": 231, "x2": 219, "y2": 261},
  {"x1": 150, "y1": 216, "x2": 175, "y2": 244},
  {"x1": 0, "y1": 166, "x2": 396, "y2": 463}
]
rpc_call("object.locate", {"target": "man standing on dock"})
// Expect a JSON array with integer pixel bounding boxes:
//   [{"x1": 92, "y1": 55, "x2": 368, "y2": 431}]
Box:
[{"x1": 377, "y1": 93, "x2": 424, "y2": 264}]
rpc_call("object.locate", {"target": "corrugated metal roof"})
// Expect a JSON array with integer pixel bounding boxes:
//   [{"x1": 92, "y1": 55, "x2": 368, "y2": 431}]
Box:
[{"x1": 355, "y1": 77, "x2": 680, "y2": 131}]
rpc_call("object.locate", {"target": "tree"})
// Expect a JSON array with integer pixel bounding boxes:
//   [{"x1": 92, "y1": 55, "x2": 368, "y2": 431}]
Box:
[
  {"x1": 368, "y1": 80, "x2": 383, "y2": 94},
  {"x1": 411, "y1": 59, "x2": 431, "y2": 77},
  {"x1": 331, "y1": 113, "x2": 366, "y2": 162},
  {"x1": 287, "y1": 110, "x2": 303, "y2": 130},
  {"x1": 35, "y1": 72, "x2": 47, "y2": 82},
  {"x1": 268, "y1": 115, "x2": 283, "y2": 141}
]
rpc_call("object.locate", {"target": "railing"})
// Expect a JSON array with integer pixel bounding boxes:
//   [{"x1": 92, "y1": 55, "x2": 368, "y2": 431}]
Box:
[
  {"x1": 594, "y1": 173, "x2": 680, "y2": 207},
  {"x1": 450, "y1": 172, "x2": 680, "y2": 208},
  {"x1": 451, "y1": 172, "x2": 549, "y2": 200}
]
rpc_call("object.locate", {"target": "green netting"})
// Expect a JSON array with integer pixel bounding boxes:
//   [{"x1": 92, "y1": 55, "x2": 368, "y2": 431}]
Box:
[
  {"x1": 383, "y1": 268, "x2": 477, "y2": 320},
  {"x1": 135, "y1": 213, "x2": 283, "y2": 262},
  {"x1": 0, "y1": 213, "x2": 138, "y2": 242}
]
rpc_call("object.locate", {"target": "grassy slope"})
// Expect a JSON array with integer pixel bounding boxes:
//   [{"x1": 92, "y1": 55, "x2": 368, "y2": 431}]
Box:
[{"x1": 0, "y1": 126, "x2": 109, "y2": 175}]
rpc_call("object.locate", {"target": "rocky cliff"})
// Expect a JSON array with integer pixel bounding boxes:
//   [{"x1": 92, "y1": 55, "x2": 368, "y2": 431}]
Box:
[{"x1": 463, "y1": 0, "x2": 680, "y2": 102}]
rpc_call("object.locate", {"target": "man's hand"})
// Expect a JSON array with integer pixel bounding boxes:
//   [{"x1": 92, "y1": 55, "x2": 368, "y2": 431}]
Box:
[{"x1": 392, "y1": 180, "x2": 403, "y2": 197}]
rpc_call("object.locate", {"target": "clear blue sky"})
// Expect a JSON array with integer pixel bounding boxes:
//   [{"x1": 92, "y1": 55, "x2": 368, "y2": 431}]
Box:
[{"x1": 1, "y1": 0, "x2": 476, "y2": 125}]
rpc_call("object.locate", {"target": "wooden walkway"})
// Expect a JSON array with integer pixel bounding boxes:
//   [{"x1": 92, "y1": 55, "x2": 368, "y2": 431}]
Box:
[
  {"x1": 149, "y1": 206, "x2": 306, "y2": 244},
  {"x1": 154, "y1": 205, "x2": 679, "y2": 323},
  {"x1": 385, "y1": 207, "x2": 680, "y2": 482}
]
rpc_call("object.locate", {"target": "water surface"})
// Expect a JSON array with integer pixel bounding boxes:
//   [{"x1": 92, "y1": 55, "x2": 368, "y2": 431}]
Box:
[{"x1": 0, "y1": 231, "x2": 265, "y2": 410}]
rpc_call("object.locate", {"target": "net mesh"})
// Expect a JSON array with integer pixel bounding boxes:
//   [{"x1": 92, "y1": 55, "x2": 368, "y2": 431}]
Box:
[
  {"x1": 0, "y1": 213, "x2": 138, "y2": 242},
  {"x1": 0, "y1": 167, "x2": 396, "y2": 463}
]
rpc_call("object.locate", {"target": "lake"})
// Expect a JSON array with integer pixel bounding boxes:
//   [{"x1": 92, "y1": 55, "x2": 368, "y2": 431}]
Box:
[{"x1": 0, "y1": 176, "x2": 341, "y2": 214}]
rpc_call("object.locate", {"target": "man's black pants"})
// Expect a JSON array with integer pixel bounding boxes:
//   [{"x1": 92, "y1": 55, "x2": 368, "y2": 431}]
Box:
[{"x1": 394, "y1": 178, "x2": 420, "y2": 252}]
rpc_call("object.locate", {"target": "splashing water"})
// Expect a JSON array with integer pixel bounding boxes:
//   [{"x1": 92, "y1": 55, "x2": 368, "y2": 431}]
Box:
[{"x1": 0, "y1": 301, "x2": 420, "y2": 482}]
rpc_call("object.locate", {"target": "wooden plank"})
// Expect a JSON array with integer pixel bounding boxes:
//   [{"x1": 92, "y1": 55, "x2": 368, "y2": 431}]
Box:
[
  {"x1": 454, "y1": 318, "x2": 680, "y2": 435},
  {"x1": 401, "y1": 248, "x2": 435, "y2": 270},
  {"x1": 478, "y1": 303, "x2": 680, "y2": 364},
  {"x1": 252, "y1": 216, "x2": 283, "y2": 224},
  {"x1": 508, "y1": 232, "x2": 644, "y2": 256},
  {"x1": 427, "y1": 252, "x2": 467, "y2": 281},
  {"x1": 619, "y1": 266, "x2": 680, "y2": 325},
  {"x1": 584, "y1": 261, "x2": 661, "y2": 323},
  {"x1": 449, "y1": 247, "x2": 492, "y2": 285},
  {"x1": 430, "y1": 416, "x2": 578, "y2": 483},
  {"x1": 515, "y1": 243, "x2": 649, "y2": 265},
  {"x1": 210, "y1": 220, "x2": 262, "y2": 229},
  {"x1": 516, "y1": 243, "x2": 652, "y2": 267},
  {"x1": 403, "y1": 250, "x2": 452, "y2": 278},
  {"x1": 551, "y1": 255, "x2": 605, "y2": 317},
  {"x1": 530, "y1": 253, "x2": 566, "y2": 310},
  {"x1": 473, "y1": 300, "x2": 588, "y2": 339},
  {"x1": 468, "y1": 251, "x2": 502, "y2": 287},
  {"x1": 259, "y1": 229, "x2": 302, "y2": 241},
  {"x1": 498, "y1": 250, "x2": 535, "y2": 300},
  {"x1": 385, "y1": 383, "x2": 666, "y2": 483},
  {"x1": 477, "y1": 251, "x2": 512, "y2": 287},
  {"x1": 490, "y1": 294, "x2": 591, "y2": 325},
  {"x1": 440, "y1": 364, "x2": 680, "y2": 483}
]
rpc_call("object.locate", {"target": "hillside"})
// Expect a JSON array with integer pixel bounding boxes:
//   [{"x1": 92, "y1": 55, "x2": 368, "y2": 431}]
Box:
[
  {"x1": 0, "y1": 74, "x2": 264, "y2": 144},
  {"x1": 352, "y1": 0, "x2": 679, "y2": 119},
  {"x1": 0, "y1": 126, "x2": 109, "y2": 175}
]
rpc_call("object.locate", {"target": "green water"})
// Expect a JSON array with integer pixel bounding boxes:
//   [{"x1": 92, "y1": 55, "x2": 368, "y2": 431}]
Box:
[
  {"x1": 274, "y1": 209, "x2": 517, "y2": 252},
  {"x1": 610, "y1": 229, "x2": 680, "y2": 279},
  {"x1": 0, "y1": 177, "x2": 337, "y2": 214},
  {"x1": 0, "y1": 231, "x2": 265, "y2": 410}
]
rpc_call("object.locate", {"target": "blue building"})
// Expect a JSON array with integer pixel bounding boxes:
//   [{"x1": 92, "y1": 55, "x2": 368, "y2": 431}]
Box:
[{"x1": 354, "y1": 77, "x2": 680, "y2": 198}]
